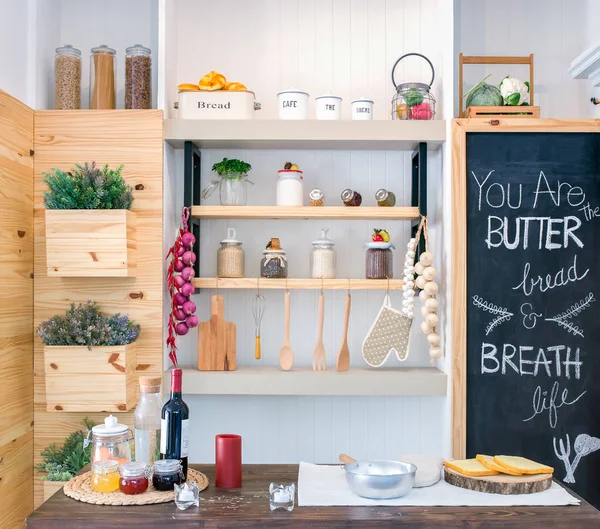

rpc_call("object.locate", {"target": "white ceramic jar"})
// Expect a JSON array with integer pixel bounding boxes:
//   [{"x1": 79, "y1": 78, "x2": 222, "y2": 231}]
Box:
[
  {"x1": 277, "y1": 89, "x2": 309, "y2": 119},
  {"x1": 276, "y1": 169, "x2": 303, "y2": 206},
  {"x1": 351, "y1": 98, "x2": 374, "y2": 120},
  {"x1": 315, "y1": 95, "x2": 342, "y2": 120}
]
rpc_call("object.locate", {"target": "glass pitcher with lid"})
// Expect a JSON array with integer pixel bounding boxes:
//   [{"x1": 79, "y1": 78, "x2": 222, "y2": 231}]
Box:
[{"x1": 86, "y1": 414, "x2": 134, "y2": 464}]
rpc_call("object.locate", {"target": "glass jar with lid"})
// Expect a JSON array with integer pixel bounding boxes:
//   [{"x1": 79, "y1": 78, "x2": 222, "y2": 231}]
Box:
[
  {"x1": 260, "y1": 238, "x2": 288, "y2": 278},
  {"x1": 365, "y1": 242, "x2": 395, "y2": 279},
  {"x1": 55, "y1": 45, "x2": 81, "y2": 110},
  {"x1": 217, "y1": 228, "x2": 244, "y2": 278},
  {"x1": 91, "y1": 460, "x2": 120, "y2": 493},
  {"x1": 119, "y1": 462, "x2": 150, "y2": 495},
  {"x1": 134, "y1": 376, "x2": 162, "y2": 466},
  {"x1": 86, "y1": 415, "x2": 133, "y2": 465},
  {"x1": 90, "y1": 44, "x2": 116, "y2": 109},
  {"x1": 310, "y1": 228, "x2": 336, "y2": 279},
  {"x1": 375, "y1": 189, "x2": 396, "y2": 207},
  {"x1": 341, "y1": 189, "x2": 362, "y2": 206},
  {"x1": 152, "y1": 459, "x2": 185, "y2": 491},
  {"x1": 125, "y1": 44, "x2": 152, "y2": 109}
]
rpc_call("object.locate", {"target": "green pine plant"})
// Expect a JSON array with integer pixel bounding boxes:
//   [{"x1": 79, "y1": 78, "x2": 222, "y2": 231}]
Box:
[{"x1": 43, "y1": 161, "x2": 134, "y2": 210}]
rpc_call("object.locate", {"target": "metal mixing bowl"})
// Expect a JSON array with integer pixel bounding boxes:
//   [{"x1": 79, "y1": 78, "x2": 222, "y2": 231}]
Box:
[{"x1": 343, "y1": 460, "x2": 417, "y2": 499}]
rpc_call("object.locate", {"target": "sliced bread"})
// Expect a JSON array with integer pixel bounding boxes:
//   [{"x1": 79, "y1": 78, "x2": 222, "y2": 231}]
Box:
[
  {"x1": 493, "y1": 455, "x2": 554, "y2": 475},
  {"x1": 476, "y1": 454, "x2": 523, "y2": 475},
  {"x1": 444, "y1": 458, "x2": 499, "y2": 477}
]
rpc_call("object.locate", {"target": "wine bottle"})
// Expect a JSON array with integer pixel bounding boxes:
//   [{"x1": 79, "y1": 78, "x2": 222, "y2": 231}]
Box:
[{"x1": 160, "y1": 368, "x2": 189, "y2": 477}]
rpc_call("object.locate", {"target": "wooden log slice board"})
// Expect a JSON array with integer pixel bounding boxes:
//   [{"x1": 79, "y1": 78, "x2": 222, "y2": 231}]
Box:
[{"x1": 444, "y1": 468, "x2": 553, "y2": 495}]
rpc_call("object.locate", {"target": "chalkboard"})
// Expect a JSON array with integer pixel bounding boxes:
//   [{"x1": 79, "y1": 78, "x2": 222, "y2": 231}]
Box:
[{"x1": 466, "y1": 132, "x2": 600, "y2": 508}]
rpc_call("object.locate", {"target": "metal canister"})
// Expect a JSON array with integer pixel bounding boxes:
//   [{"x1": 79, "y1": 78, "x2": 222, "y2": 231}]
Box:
[
  {"x1": 341, "y1": 189, "x2": 362, "y2": 207},
  {"x1": 309, "y1": 188, "x2": 324, "y2": 206},
  {"x1": 375, "y1": 189, "x2": 396, "y2": 207}
]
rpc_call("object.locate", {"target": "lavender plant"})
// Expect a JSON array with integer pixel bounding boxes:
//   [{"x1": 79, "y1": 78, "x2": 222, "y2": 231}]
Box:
[{"x1": 37, "y1": 301, "x2": 140, "y2": 349}]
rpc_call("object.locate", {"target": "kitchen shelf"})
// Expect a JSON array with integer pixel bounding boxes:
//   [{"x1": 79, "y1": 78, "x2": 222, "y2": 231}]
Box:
[
  {"x1": 173, "y1": 366, "x2": 447, "y2": 396},
  {"x1": 191, "y1": 205, "x2": 420, "y2": 220},
  {"x1": 164, "y1": 119, "x2": 446, "y2": 150},
  {"x1": 193, "y1": 278, "x2": 405, "y2": 290}
]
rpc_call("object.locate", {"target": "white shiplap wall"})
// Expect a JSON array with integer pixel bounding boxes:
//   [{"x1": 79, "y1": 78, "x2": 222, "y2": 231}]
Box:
[{"x1": 164, "y1": 0, "x2": 450, "y2": 464}]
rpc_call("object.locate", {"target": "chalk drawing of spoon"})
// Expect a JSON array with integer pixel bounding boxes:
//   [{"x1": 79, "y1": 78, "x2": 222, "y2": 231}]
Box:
[{"x1": 521, "y1": 303, "x2": 542, "y2": 329}]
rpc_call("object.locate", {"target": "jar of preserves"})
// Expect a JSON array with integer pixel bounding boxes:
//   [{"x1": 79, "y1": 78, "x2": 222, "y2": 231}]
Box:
[
  {"x1": 365, "y1": 242, "x2": 394, "y2": 279},
  {"x1": 260, "y1": 238, "x2": 288, "y2": 279},
  {"x1": 86, "y1": 415, "x2": 133, "y2": 465},
  {"x1": 125, "y1": 44, "x2": 152, "y2": 109},
  {"x1": 309, "y1": 188, "x2": 324, "y2": 206},
  {"x1": 119, "y1": 462, "x2": 149, "y2": 495},
  {"x1": 375, "y1": 189, "x2": 396, "y2": 207},
  {"x1": 276, "y1": 169, "x2": 303, "y2": 206},
  {"x1": 152, "y1": 459, "x2": 184, "y2": 491},
  {"x1": 90, "y1": 45, "x2": 116, "y2": 109},
  {"x1": 310, "y1": 228, "x2": 336, "y2": 279},
  {"x1": 217, "y1": 228, "x2": 244, "y2": 278},
  {"x1": 341, "y1": 189, "x2": 362, "y2": 206},
  {"x1": 91, "y1": 460, "x2": 120, "y2": 493},
  {"x1": 55, "y1": 45, "x2": 81, "y2": 110}
]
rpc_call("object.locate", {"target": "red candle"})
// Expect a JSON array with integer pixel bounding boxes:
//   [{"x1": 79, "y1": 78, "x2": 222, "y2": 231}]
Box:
[{"x1": 215, "y1": 434, "x2": 242, "y2": 488}]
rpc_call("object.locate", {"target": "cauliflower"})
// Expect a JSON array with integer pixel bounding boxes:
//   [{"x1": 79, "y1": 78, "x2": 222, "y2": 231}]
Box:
[{"x1": 499, "y1": 77, "x2": 530, "y2": 106}]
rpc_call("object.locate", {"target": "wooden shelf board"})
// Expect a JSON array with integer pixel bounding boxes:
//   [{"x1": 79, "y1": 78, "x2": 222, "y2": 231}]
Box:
[
  {"x1": 193, "y1": 278, "x2": 405, "y2": 290},
  {"x1": 173, "y1": 366, "x2": 447, "y2": 396},
  {"x1": 164, "y1": 119, "x2": 446, "y2": 150},
  {"x1": 191, "y1": 206, "x2": 419, "y2": 220}
]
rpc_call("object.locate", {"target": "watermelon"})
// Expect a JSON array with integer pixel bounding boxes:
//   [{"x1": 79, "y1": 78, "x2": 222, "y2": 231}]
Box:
[{"x1": 465, "y1": 75, "x2": 504, "y2": 107}]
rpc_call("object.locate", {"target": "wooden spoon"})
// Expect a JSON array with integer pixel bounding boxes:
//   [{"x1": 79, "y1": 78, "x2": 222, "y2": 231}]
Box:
[
  {"x1": 336, "y1": 293, "x2": 351, "y2": 372},
  {"x1": 279, "y1": 291, "x2": 294, "y2": 371},
  {"x1": 339, "y1": 453, "x2": 357, "y2": 465},
  {"x1": 312, "y1": 291, "x2": 326, "y2": 371}
]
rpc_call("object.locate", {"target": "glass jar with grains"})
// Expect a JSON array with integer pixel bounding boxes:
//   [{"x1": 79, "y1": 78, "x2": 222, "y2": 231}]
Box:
[
  {"x1": 217, "y1": 228, "x2": 244, "y2": 278},
  {"x1": 90, "y1": 45, "x2": 116, "y2": 109},
  {"x1": 261, "y1": 238, "x2": 288, "y2": 279},
  {"x1": 55, "y1": 45, "x2": 81, "y2": 110},
  {"x1": 375, "y1": 189, "x2": 396, "y2": 207},
  {"x1": 309, "y1": 188, "x2": 324, "y2": 206},
  {"x1": 125, "y1": 44, "x2": 152, "y2": 109},
  {"x1": 310, "y1": 228, "x2": 336, "y2": 279}
]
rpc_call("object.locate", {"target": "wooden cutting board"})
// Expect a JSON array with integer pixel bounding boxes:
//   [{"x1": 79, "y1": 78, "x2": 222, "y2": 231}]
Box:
[
  {"x1": 444, "y1": 467, "x2": 553, "y2": 495},
  {"x1": 197, "y1": 295, "x2": 236, "y2": 371}
]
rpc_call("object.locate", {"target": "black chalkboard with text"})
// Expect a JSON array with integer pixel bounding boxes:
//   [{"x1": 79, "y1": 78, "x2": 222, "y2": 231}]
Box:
[{"x1": 466, "y1": 132, "x2": 600, "y2": 508}]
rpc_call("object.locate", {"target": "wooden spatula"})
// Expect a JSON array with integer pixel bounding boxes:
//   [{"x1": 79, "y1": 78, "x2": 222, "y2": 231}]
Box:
[
  {"x1": 312, "y1": 291, "x2": 326, "y2": 371},
  {"x1": 336, "y1": 293, "x2": 351, "y2": 371},
  {"x1": 279, "y1": 291, "x2": 294, "y2": 371}
]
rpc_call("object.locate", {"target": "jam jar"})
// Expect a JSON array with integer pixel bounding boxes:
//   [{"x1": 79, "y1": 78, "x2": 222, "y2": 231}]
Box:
[
  {"x1": 217, "y1": 228, "x2": 244, "y2": 278},
  {"x1": 152, "y1": 459, "x2": 184, "y2": 491},
  {"x1": 375, "y1": 189, "x2": 396, "y2": 207},
  {"x1": 119, "y1": 462, "x2": 149, "y2": 495},
  {"x1": 91, "y1": 460, "x2": 120, "y2": 493},
  {"x1": 341, "y1": 189, "x2": 362, "y2": 206},
  {"x1": 260, "y1": 238, "x2": 288, "y2": 279},
  {"x1": 365, "y1": 242, "x2": 394, "y2": 279},
  {"x1": 87, "y1": 415, "x2": 133, "y2": 465}
]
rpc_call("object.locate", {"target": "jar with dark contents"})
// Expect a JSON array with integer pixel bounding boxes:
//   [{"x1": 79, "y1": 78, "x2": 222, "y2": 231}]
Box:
[
  {"x1": 375, "y1": 189, "x2": 396, "y2": 207},
  {"x1": 152, "y1": 459, "x2": 184, "y2": 491},
  {"x1": 341, "y1": 189, "x2": 362, "y2": 206},
  {"x1": 125, "y1": 44, "x2": 152, "y2": 109},
  {"x1": 260, "y1": 238, "x2": 288, "y2": 278},
  {"x1": 309, "y1": 188, "x2": 324, "y2": 206},
  {"x1": 365, "y1": 242, "x2": 394, "y2": 279},
  {"x1": 119, "y1": 462, "x2": 149, "y2": 495}
]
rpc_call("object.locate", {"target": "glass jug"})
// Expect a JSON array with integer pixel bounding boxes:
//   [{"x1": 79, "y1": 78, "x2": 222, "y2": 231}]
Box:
[{"x1": 86, "y1": 415, "x2": 134, "y2": 465}]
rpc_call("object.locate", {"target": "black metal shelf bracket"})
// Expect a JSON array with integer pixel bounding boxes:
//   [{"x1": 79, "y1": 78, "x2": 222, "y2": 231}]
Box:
[
  {"x1": 411, "y1": 142, "x2": 427, "y2": 256},
  {"x1": 183, "y1": 141, "x2": 201, "y2": 278}
]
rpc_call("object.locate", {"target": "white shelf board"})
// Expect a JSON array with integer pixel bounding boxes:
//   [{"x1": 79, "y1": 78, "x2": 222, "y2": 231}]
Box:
[
  {"x1": 164, "y1": 119, "x2": 446, "y2": 150},
  {"x1": 173, "y1": 366, "x2": 447, "y2": 397}
]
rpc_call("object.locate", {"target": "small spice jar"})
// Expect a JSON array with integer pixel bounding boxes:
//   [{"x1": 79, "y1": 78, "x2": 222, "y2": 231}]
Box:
[
  {"x1": 54, "y1": 45, "x2": 81, "y2": 110},
  {"x1": 341, "y1": 189, "x2": 362, "y2": 207},
  {"x1": 119, "y1": 462, "x2": 149, "y2": 495},
  {"x1": 90, "y1": 45, "x2": 116, "y2": 109},
  {"x1": 261, "y1": 238, "x2": 288, "y2": 279},
  {"x1": 125, "y1": 44, "x2": 152, "y2": 109},
  {"x1": 310, "y1": 228, "x2": 336, "y2": 279},
  {"x1": 152, "y1": 459, "x2": 184, "y2": 491},
  {"x1": 365, "y1": 242, "x2": 394, "y2": 279},
  {"x1": 91, "y1": 460, "x2": 120, "y2": 493},
  {"x1": 217, "y1": 228, "x2": 244, "y2": 278},
  {"x1": 309, "y1": 188, "x2": 324, "y2": 206},
  {"x1": 375, "y1": 189, "x2": 396, "y2": 207}
]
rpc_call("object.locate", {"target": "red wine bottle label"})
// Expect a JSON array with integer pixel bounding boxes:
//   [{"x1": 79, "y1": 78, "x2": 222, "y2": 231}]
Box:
[
  {"x1": 160, "y1": 418, "x2": 167, "y2": 454},
  {"x1": 181, "y1": 419, "x2": 190, "y2": 457}
]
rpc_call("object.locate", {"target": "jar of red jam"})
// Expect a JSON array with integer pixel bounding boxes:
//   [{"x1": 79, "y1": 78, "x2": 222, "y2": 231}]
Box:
[
  {"x1": 119, "y1": 462, "x2": 149, "y2": 495},
  {"x1": 152, "y1": 459, "x2": 184, "y2": 491}
]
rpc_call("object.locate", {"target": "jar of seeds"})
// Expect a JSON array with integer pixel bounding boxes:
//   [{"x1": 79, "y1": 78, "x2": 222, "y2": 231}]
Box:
[
  {"x1": 55, "y1": 45, "x2": 81, "y2": 109},
  {"x1": 125, "y1": 44, "x2": 152, "y2": 109},
  {"x1": 260, "y1": 238, "x2": 288, "y2": 279},
  {"x1": 217, "y1": 228, "x2": 244, "y2": 278},
  {"x1": 309, "y1": 188, "x2": 324, "y2": 206},
  {"x1": 90, "y1": 45, "x2": 116, "y2": 109}
]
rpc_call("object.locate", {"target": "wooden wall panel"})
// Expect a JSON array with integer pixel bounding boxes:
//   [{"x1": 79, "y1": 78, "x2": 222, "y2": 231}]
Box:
[
  {"x1": 33, "y1": 110, "x2": 163, "y2": 507},
  {"x1": 0, "y1": 90, "x2": 34, "y2": 528}
]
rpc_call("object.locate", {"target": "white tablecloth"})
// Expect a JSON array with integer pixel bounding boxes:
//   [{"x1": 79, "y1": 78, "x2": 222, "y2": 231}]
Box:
[{"x1": 298, "y1": 462, "x2": 580, "y2": 507}]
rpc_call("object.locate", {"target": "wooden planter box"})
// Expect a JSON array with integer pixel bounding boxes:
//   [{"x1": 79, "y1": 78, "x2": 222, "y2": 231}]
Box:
[
  {"x1": 45, "y1": 209, "x2": 136, "y2": 277},
  {"x1": 42, "y1": 480, "x2": 67, "y2": 502},
  {"x1": 463, "y1": 106, "x2": 541, "y2": 118},
  {"x1": 44, "y1": 343, "x2": 137, "y2": 412}
]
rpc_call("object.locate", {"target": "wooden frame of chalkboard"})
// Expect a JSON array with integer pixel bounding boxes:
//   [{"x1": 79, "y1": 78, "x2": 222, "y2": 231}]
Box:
[{"x1": 451, "y1": 118, "x2": 600, "y2": 460}]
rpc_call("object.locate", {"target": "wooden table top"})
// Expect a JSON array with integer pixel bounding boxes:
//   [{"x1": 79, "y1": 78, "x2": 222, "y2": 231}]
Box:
[{"x1": 26, "y1": 464, "x2": 600, "y2": 528}]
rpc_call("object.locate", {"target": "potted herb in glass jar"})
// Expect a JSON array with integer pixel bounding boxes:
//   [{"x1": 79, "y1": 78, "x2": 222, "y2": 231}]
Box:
[{"x1": 202, "y1": 158, "x2": 253, "y2": 206}]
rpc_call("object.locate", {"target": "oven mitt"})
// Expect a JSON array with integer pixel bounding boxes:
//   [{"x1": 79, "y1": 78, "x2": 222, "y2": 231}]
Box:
[
  {"x1": 399, "y1": 454, "x2": 444, "y2": 487},
  {"x1": 362, "y1": 295, "x2": 413, "y2": 367}
]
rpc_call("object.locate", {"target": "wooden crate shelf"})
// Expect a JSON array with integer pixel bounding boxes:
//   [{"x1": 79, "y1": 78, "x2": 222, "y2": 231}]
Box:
[
  {"x1": 191, "y1": 206, "x2": 419, "y2": 220},
  {"x1": 193, "y1": 278, "x2": 405, "y2": 290}
]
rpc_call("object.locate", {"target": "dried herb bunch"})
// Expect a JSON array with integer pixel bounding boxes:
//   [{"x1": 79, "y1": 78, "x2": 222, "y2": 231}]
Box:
[
  {"x1": 43, "y1": 161, "x2": 134, "y2": 210},
  {"x1": 38, "y1": 418, "x2": 96, "y2": 481},
  {"x1": 37, "y1": 301, "x2": 141, "y2": 349}
]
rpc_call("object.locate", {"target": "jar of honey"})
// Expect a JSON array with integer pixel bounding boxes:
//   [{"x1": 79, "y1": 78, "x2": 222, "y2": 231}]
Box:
[
  {"x1": 119, "y1": 462, "x2": 149, "y2": 495},
  {"x1": 91, "y1": 460, "x2": 120, "y2": 493},
  {"x1": 152, "y1": 459, "x2": 184, "y2": 491}
]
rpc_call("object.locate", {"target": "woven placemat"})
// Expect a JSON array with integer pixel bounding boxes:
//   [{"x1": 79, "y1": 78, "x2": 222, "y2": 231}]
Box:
[{"x1": 64, "y1": 468, "x2": 208, "y2": 505}]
